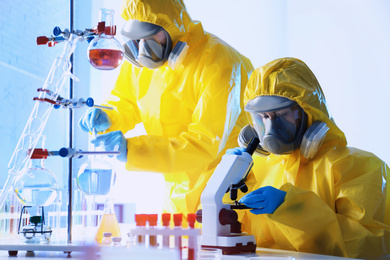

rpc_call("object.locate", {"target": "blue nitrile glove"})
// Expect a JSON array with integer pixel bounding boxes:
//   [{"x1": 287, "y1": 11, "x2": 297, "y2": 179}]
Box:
[
  {"x1": 91, "y1": 131, "x2": 127, "y2": 162},
  {"x1": 78, "y1": 108, "x2": 112, "y2": 133},
  {"x1": 226, "y1": 147, "x2": 246, "y2": 155},
  {"x1": 239, "y1": 186, "x2": 286, "y2": 214}
]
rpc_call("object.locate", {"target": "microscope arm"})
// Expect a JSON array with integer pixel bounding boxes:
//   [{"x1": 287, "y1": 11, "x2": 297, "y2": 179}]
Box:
[{"x1": 200, "y1": 137, "x2": 259, "y2": 254}]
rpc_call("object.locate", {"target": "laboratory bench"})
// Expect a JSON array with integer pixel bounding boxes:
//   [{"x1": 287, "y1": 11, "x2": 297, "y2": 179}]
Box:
[
  {"x1": 0, "y1": 242, "x2": 358, "y2": 260},
  {"x1": 0, "y1": 225, "x2": 361, "y2": 260}
]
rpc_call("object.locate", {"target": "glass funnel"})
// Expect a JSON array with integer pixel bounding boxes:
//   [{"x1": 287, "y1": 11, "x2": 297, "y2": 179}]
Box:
[
  {"x1": 87, "y1": 8, "x2": 124, "y2": 70},
  {"x1": 13, "y1": 135, "x2": 58, "y2": 207}
]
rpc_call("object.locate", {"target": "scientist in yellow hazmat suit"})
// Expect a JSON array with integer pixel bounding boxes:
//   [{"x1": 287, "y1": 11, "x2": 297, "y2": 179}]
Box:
[
  {"x1": 78, "y1": 0, "x2": 253, "y2": 218},
  {"x1": 229, "y1": 57, "x2": 390, "y2": 258}
]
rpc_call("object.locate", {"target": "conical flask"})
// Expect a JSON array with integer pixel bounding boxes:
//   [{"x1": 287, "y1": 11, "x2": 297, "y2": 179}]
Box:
[
  {"x1": 95, "y1": 197, "x2": 121, "y2": 244},
  {"x1": 77, "y1": 135, "x2": 120, "y2": 244},
  {"x1": 87, "y1": 8, "x2": 124, "y2": 70},
  {"x1": 77, "y1": 142, "x2": 116, "y2": 196},
  {"x1": 14, "y1": 135, "x2": 58, "y2": 207}
]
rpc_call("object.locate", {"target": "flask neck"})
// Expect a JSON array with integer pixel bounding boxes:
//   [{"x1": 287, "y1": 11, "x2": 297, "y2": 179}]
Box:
[
  {"x1": 104, "y1": 197, "x2": 115, "y2": 214},
  {"x1": 29, "y1": 159, "x2": 45, "y2": 169}
]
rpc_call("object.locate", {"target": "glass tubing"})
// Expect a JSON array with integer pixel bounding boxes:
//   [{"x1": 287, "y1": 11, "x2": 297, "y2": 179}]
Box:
[{"x1": 0, "y1": 33, "x2": 79, "y2": 212}]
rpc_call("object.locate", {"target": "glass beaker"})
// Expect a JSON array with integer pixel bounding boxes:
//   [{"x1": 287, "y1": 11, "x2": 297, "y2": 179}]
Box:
[
  {"x1": 87, "y1": 8, "x2": 124, "y2": 70},
  {"x1": 14, "y1": 135, "x2": 58, "y2": 207}
]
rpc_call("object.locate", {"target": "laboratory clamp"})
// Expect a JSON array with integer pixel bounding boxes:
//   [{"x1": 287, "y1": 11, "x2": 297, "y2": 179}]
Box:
[{"x1": 0, "y1": 7, "x2": 125, "y2": 257}]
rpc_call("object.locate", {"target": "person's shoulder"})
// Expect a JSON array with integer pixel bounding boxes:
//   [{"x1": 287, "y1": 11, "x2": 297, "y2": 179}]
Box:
[
  {"x1": 322, "y1": 146, "x2": 387, "y2": 177},
  {"x1": 207, "y1": 33, "x2": 238, "y2": 52},
  {"x1": 193, "y1": 33, "x2": 250, "y2": 68},
  {"x1": 324, "y1": 146, "x2": 382, "y2": 161}
]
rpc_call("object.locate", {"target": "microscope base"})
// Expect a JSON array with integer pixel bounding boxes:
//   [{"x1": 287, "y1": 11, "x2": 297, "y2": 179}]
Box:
[{"x1": 202, "y1": 234, "x2": 256, "y2": 255}]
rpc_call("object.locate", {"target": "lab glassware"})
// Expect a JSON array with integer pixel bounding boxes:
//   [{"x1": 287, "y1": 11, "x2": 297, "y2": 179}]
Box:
[
  {"x1": 0, "y1": 31, "x2": 79, "y2": 213},
  {"x1": 95, "y1": 198, "x2": 121, "y2": 244},
  {"x1": 13, "y1": 136, "x2": 58, "y2": 207},
  {"x1": 76, "y1": 144, "x2": 116, "y2": 196},
  {"x1": 101, "y1": 232, "x2": 113, "y2": 246},
  {"x1": 87, "y1": 8, "x2": 124, "y2": 70},
  {"x1": 19, "y1": 215, "x2": 52, "y2": 244}
]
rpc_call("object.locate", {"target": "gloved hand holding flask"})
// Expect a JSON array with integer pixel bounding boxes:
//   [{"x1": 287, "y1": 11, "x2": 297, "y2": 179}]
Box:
[{"x1": 91, "y1": 130, "x2": 128, "y2": 162}]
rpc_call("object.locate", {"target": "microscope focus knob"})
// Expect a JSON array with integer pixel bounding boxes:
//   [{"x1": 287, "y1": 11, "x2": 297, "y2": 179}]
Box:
[
  {"x1": 219, "y1": 208, "x2": 238, "y2": 225},
  {"x1": 240, "y1": 184, "x2": 248, "y2": 193},
  {"x1": 195, "y1": 209, "x2": 203, "y2": 223}
]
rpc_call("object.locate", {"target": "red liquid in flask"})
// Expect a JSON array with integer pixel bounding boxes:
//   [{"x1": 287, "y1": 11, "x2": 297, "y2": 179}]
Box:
[{"x1": 89, "y1": 49, "x2": 123, "y2": 70}]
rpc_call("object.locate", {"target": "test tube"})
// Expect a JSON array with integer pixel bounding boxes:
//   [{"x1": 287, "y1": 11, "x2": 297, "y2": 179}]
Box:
[
  {"x1": 4, "y1": 197, "x2": 10, "y2": 234},
  {"x1": 135, "y1": 214, "x2": 147, "y2": 245},
  {"x1": 161, "y1": 213, "x2": 171, "y2": 248},
  {"x1": 173, "y1": 213, "x2": 183, "y2": 258},
  {"x1": 10, "y1": 194, "x2": 15, "y2": 234},
  {"x1": 147, "y1": 214, "x2": 158, "y2": 247},
  {"x1": 187, "y1": 213, "x2": 197, "y2": 260}
]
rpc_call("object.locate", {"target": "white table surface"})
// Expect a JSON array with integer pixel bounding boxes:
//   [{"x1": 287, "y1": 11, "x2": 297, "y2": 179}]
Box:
[{"x1": 0, "y1": 242, "x2": 357, "y2": 260}]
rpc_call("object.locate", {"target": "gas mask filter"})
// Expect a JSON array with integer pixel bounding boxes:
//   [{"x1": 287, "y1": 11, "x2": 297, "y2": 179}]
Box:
[
  {"x1": 300, "y1": 121, "x2": 329, "y2": 159},
  {"x1": 121, "y1": 20, "x2": 188, "y2": 70}
]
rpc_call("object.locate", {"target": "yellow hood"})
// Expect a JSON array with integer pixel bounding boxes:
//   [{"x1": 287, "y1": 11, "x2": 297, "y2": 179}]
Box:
[
  {"x1": 240, "y1": 58, "x2": 390, "y2": 258},
  {"x1": 244, "y1": 57, "x2": 347, "y2": 153},
  {"x1": 121, "y1": 0, "x2": 198, "y2": 45}
]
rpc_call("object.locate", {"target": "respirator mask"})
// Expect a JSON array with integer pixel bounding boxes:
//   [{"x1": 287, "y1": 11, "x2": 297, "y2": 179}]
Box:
[
  {"x1": 239, "y1": 96, "x2": 329, "y2": 159},
  {"x1": 121, "y1": 20, "x2": 188, "y2": 70},
  {"x1": 245, "y1": 96, "x2": 307, "y2": 155}
]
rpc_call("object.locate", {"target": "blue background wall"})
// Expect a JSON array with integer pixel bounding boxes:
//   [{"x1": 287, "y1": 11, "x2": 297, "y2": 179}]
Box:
[{"x1": 0, "y1": 0, "x2": 69, "y2": 188}]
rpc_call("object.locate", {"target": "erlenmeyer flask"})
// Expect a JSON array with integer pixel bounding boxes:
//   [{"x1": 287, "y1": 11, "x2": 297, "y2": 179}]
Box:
[
  {"x1": 14, "y1": 135, "x2": 58, "y2": 207},
  {"x1": 87, "y1": 8, "x2": 124, "y2": 70},
  {"x1": 95, "y1": 197, "x2": 121, "y2": 244},
  {"x1": 77, "y1": 145, "x2": 115, "y2": 196},
  {"x1": 77, "y1": 133, "x2": 120, "y2": 244}
]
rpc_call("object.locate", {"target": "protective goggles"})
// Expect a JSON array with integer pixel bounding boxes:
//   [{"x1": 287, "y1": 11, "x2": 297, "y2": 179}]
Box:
[{"x1": 248, "y1": 105, "x2": 303, "y2": 142}]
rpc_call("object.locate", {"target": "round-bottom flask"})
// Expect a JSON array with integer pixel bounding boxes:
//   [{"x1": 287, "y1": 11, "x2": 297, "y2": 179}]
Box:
[
  {"x1": 87, "y1": 8, "x2": 123, "y2": 70},
  {"x1": 13, "y1": 135, "x2": 57, "y2": 244},
  {"x1": 14, "y1": 136, "x2": 58, "y2": 207}
]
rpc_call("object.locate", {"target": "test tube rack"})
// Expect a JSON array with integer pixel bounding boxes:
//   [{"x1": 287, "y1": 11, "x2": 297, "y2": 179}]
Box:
[{"x1": 127, "y1": 213, "x2": 200, "y2": 260}]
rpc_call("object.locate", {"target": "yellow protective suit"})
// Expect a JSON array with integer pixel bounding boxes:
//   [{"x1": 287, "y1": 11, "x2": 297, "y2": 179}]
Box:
[
  {"x1": 238, "y1": 57, "x2": 390, "y2": 258},
  {"x1": 103, "y1": 0, "x2": 253, "y2": 219}
]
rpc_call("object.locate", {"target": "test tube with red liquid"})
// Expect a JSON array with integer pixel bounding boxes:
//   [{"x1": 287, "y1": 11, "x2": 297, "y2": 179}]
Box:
[
  {"x1": 187, "y1": 213, "x2": 197, "y2": 260},
  {"x1": 161, "y1": 213, "x2": 171, "y2": 248},
  {"x1": 135, "y1": 214, "x2": 147, "y2": 245},
  {"x1": 147, "y1": 214, "x2": 158, "y2": 247},
  {"x1": 173, "y1": 213, "x2": 183, "y2": 258}
]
